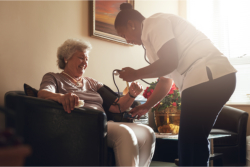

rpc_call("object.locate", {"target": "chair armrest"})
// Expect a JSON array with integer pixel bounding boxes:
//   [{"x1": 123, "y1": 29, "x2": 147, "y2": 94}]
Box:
[
  {"x1": 212, "y1": 106, "x2": 248, "y2": 165},
  {"x1": 212, "y1": 105, "x2": 248, "y2": 148},
  {"x1": 4, "y1": 91, "x2": 108, "y2": 166},
  {"x1": 213, "y1": 106, "x2": 248, "y2": 134}
]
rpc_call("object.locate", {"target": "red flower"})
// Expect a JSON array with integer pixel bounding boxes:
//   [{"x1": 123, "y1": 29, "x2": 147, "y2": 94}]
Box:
[
  {"x1": 143, "y1": 89, "x2": 148, "y2": 98},
  {"x1": 168, "y1": 89, "x2": 174, "y2": 94},
  {"x1": 171, "y1": 84, "x2": 177, "y2": 91},
  {"x1": 143, "y1": 81, "x2": 181, "y2": 111},
  {"x1": 168, "y1": 83, "x2": 177, "y2": 95},
  {"x1": 147, "y1": 91, "x2": 152, "y2": 97},
  {"x1": 143, "y1": 88, "x2": 154, "y2": 99}
]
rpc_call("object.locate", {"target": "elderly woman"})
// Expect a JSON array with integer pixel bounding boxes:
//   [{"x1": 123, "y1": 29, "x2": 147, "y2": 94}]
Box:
[{"x1": 37, "y1": 39, "x2": 155, "y2": 167}]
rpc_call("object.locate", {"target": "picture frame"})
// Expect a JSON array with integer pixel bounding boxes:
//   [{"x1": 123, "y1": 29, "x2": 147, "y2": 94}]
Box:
[{"x1": 89, "y1": 0, "x2": 134, "y2": 45}]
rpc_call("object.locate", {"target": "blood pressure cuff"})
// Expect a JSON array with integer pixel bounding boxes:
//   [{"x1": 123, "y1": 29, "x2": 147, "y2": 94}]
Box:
[
  {"x1": 97, "y1": 85, "x2": 118, "y2": 113},
  {"x1": 97, "y1": 85, "x2": 133, "y2": 122}
]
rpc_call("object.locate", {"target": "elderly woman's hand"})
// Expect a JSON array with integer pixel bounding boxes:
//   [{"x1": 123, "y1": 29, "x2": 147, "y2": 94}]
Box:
[
  {"x1": 129, "y1": 81, "x2": 143, "y2": 98},
  {"x1": 58, "y1": 93, "x2": 80, "y2": 113}
]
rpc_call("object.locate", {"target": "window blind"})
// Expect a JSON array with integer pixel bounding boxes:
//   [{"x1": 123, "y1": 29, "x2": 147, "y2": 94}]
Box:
[
  {"x1": 227, "y1": 64, "x2": 250, "y2": 104},
  {"x1": 187, "y1": 0, "x2": 250, "y2": 104}
]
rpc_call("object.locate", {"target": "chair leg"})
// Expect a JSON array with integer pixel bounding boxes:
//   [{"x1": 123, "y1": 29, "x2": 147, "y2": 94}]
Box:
[{"x1": 174, "y1": 159, "x2": 179, "y2": 166}]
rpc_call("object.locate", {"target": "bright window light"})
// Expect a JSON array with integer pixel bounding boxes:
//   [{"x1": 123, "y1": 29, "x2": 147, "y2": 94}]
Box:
[{"x1": 187, "y1": 0, "x2": 250, "y2": 104}]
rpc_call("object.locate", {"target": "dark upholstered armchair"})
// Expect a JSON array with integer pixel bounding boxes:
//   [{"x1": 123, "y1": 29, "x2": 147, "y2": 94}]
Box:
[
  {"x1": 4, "y1": 91, "x2": 120, "y2": 166},
  {"x1": 210, "y1": 105, "x2": 249, "y2": 166}
]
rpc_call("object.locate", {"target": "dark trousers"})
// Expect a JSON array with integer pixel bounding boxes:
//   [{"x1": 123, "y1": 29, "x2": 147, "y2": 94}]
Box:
[{"x1": 178, "y1": 68, "x2": 236, "y2": 166}]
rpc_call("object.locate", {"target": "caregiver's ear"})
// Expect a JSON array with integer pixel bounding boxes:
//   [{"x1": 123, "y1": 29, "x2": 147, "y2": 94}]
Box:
[{"x1": 127, "y1": 20, "x2": 135, "y2": 30}]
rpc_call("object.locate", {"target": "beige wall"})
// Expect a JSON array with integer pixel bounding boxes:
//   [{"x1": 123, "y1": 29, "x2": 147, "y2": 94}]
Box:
[
  {"x1": 0, "y1": 1, "x2": 178, "y2": 105},
  {"x1": 178, "y1": 0, "x2": 187, "y2": 19},
  {"x1": 0, "y1": 1, "x2": 178, "y2": 128}
]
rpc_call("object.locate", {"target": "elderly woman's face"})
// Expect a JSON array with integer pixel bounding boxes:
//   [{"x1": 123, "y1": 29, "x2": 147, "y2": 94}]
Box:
[{"x1": 65, "y1": 50, "x2": 89, "y2": 77}]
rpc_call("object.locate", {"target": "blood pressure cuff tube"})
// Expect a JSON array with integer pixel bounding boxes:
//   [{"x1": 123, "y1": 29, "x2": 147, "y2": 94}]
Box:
[{"x1": 97, "y1": 85, "x2": 118, "y2": 118}]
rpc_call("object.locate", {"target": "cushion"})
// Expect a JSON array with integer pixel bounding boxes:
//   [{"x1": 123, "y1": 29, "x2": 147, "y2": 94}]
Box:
[{"x1": 24, "y1": 83, "x2": 38, "y2": 97}]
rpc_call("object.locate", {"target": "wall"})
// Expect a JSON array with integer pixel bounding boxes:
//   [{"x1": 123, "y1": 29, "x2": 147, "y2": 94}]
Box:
[
  {"x1": 0, "y1": 1, "x2": 178, "y2": 129},
  {"x1": 178, "y1": 0, "x2": 187, "y2": 19}
]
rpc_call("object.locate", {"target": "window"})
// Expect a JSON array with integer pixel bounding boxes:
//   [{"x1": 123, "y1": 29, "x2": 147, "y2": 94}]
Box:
[{"x1": 187, "y1": 0, "x2": 250, "y2": 104}]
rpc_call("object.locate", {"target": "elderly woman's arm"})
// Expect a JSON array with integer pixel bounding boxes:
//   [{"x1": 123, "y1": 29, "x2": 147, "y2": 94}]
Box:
[
  {"x1": 38, "y1": 90, "x2": 80, "y2": 114},
  {"x1": 109, "y1": 82, "x2": 143, "y2": 113}
]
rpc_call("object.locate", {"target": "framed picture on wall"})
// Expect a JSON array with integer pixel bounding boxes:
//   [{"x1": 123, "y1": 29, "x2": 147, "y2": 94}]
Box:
[{"x1": 89, "y1": 0, "x2": 134, "y2": 45}]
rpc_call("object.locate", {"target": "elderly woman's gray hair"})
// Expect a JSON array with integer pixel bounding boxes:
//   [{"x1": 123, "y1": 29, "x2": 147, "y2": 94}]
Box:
[{"x1": 57, "y1": 39, "x2": 92, "y2": 69}]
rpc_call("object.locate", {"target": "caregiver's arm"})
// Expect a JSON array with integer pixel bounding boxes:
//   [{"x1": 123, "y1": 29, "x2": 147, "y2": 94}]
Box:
[
  {"x1": 129, "y1": 77, "x2": 172, "y2": 118},
  {"x1": 144, "y1": 77, "x2": 172, "y2": 109},
  {"x1": 136, "y1": 39, "x2": 178, "y2": 79},
  {"x1": 119, "y1": 39, "x2": 178, "y2": 82}
]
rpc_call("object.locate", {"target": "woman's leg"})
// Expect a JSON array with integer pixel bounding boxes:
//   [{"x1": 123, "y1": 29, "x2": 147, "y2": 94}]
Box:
[
  {"x1": 107, "y1": 121, "x2": 139, "y2": 166},
  {"x1": 107, "y1": 121, "x2": 155, "y2": 167},
  {"x1": 123, "y1": 123, "x2": 156, "y2": 166},
  {"x1": 178, "y1": 70, "x2": 236, "y2": 166}
]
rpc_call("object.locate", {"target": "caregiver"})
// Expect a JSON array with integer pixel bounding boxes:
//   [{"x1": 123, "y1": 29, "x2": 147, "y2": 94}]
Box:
[{"x1": 114, "y1": 3, "x2": 237, "y2": 166}]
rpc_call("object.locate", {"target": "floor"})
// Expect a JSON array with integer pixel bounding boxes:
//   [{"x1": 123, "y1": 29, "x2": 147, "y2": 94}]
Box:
[{"x1": 150, "y1": 161, "x2": 176, "y2": 166}]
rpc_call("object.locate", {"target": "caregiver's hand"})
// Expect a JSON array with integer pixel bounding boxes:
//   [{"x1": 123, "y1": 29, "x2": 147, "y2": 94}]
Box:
[
  {"x1": 129, "y1": 103, "x2": 150, "y2": 120},
  {"x1": 119, "y1": 67, "x2": 138, "y2": 82}
]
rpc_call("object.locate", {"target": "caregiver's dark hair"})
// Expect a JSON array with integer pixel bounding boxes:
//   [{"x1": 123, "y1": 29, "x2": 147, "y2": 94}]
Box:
[{"x1": 114, "y1": 3, "x2": 145, "y2": 29}]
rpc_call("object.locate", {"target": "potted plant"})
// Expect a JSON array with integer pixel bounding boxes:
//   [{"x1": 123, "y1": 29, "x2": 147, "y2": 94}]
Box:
[{"x1": 143, "y1": 81, "x2": 181, "y2": 134}]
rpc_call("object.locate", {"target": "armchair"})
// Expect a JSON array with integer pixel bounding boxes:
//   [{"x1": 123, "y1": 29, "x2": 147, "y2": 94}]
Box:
[
  {"x1": 210, "y1": 105, "x2": 249, "y2": 166},
  {"x1": 4, "y1": 91, "x2": 117, "y2": 166}
]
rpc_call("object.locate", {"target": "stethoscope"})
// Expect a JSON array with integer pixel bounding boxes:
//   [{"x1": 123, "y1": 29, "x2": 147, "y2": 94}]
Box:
[
  {"x1": 112, "y1": 45, "x2": 157, "y2": 97},
  {"x1": 113, "y1": 44, "x2": 157, "y2": 94},
  {"x1": 111, "y1": 45, "x2": 158, "y2": 118}
]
